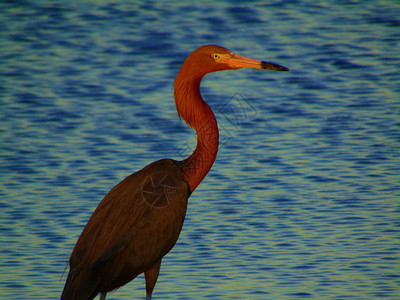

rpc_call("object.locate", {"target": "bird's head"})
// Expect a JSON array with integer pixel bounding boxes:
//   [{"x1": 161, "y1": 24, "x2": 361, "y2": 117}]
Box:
[
  {"x1": 182, "y1": 45, "x2": 289, "y2": 75},
  {"x1": 173, "y1": 45, "x2": 289, "y2": 129}
]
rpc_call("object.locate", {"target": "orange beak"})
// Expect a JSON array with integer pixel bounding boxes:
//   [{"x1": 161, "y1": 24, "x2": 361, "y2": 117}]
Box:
[{"x1": 226, "y1": 53, "x2": 289, "y2": 71}]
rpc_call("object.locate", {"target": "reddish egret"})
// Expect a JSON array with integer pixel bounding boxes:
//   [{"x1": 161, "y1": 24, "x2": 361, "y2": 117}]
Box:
[{"x1": 61, "y1": 45, "x2": 288, "y2": 300}]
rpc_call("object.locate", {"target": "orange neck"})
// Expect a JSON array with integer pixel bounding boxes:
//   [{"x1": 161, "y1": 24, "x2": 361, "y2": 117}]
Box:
[{"x1": 174, "y1": 69, "x2": 219, "y2": 193}]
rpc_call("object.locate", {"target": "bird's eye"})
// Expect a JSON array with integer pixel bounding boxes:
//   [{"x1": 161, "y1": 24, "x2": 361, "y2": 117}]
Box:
[{"x1": 213, "y1": 54, "x2": 220, "y2": 60}]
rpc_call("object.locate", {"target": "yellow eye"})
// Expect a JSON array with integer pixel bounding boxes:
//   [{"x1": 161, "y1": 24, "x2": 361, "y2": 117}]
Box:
[{"x1": 213, "y1": 54, "x2": 220, "y2": 60}]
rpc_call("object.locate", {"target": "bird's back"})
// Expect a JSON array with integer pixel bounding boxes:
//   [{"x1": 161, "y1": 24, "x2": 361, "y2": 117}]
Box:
[{"x1": 61, "y1": 159, "x2": 190, "y2": 300}]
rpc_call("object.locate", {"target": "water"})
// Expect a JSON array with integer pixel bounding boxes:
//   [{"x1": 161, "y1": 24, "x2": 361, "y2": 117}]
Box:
[{"x1": 1, "y1": 1, "x2": 399, "y2": 299}]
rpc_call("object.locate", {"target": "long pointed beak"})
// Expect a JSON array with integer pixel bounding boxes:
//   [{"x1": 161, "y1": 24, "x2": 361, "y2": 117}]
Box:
[{"x1": 227, "y1": 54, "x2": 289, "y2": 71}]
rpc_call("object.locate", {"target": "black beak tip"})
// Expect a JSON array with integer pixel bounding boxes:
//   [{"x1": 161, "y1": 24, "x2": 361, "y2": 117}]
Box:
[{"x1": 261, "y1": 61, "x2": 290, "y2": 71}]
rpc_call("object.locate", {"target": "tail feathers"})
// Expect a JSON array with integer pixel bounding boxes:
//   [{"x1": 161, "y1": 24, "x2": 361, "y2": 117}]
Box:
[{"x1": 61, "y1": 267, "x2": 102, "y2": 300}]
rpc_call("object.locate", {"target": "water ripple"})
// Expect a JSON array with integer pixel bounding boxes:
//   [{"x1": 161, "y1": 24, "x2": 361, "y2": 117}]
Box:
[{"x1": 1, "y1": 0, "x2": 399, "y2": 299}]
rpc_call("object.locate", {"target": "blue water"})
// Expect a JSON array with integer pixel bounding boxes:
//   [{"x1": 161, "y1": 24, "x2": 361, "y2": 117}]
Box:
[{"x1": 1, "y1": 1, "x2": 399, "y2": 299}]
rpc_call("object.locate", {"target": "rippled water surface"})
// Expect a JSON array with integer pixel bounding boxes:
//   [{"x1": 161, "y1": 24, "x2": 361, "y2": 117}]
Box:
[{"x1": 1, "y1": 1, "x2": 399, "y2": 299}]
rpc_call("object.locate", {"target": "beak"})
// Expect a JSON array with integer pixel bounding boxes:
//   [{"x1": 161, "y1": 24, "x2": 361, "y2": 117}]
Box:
[{"x1": 227, "y1": 53, "x2": 289, "y2": 71}]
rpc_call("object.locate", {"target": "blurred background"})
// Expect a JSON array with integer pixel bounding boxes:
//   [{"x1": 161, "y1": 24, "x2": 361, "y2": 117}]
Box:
[{"x1": 1, "y1": 1, "x2": 399, "y2": 299}]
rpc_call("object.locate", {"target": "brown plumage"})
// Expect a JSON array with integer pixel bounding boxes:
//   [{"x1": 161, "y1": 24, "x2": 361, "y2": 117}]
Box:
[{"x1": 61, "y1": 45, "x2": 288, "y2": 300}]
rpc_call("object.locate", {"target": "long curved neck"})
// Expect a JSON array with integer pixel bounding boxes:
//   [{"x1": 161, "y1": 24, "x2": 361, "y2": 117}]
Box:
[{"x1": 174, "y1": 68, "x2": 219, "y2": 193}]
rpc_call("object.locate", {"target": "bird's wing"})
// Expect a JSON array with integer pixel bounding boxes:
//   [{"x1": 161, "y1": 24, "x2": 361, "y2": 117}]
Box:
[
  {"x1": 87, "y1": 233, "x2": 133, "y2": 271},
  {"x1": 65, "y1": 159, "x2": 189, "y2": 296}
]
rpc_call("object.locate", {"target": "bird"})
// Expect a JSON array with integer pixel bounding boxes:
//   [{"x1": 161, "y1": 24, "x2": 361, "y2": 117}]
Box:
[{"x1": 61, "y1": 45, "x2": 289, "y2": 300}]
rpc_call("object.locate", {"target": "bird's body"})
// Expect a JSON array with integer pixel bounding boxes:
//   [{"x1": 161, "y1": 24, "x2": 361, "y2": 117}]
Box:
[
  {"x1": 62, "y1": 159, "x2": 189, "y2": 299},
  {"x1": 61, "y1": 45, "x2": 288, "y2": 300}
]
